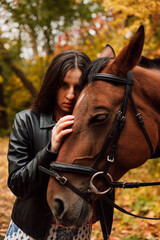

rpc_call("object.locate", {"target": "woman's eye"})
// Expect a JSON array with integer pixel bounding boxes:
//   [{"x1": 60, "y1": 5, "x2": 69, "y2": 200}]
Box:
[
  {"x1": 91, "y1": 114, "x2": 109, "y2": 123},
  {"x1": 61, "y1": 82, "x2": 68, "y2": 88}
]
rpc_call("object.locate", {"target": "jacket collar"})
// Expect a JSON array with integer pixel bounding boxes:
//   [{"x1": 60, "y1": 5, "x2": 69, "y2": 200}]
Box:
[{"x1": 40, "y1": 112, "x2": 56, "y2": 129}]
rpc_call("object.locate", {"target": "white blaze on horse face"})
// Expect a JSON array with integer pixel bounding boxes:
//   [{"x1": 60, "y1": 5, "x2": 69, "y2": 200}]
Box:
[{"x1": 76, "y1": 93, "x2": 85, "y2": 107}]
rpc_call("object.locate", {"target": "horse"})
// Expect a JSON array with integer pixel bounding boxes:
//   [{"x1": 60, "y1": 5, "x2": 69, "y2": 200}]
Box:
[{"x1": 40, "y1": 25, "x2": 160, "y2": 238}]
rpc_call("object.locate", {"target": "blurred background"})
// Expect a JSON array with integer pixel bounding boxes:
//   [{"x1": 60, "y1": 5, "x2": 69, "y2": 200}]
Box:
[{"x1": 0, "y1": 1, "x2": 160, "y2": 239}]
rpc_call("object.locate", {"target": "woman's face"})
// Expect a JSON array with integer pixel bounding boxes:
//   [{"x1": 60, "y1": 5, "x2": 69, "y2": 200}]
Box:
[{"x1": 54, "y1": 68, "x2": 82, "y2": 118}]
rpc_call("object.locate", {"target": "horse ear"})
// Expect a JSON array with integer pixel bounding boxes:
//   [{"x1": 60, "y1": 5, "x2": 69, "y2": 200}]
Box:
[
  {"x1": 103, "y1": 25, "x2": 145, "y2": 76},
  {"x1": 99, "y1": 44, "x2": 116, "y2": 58}
]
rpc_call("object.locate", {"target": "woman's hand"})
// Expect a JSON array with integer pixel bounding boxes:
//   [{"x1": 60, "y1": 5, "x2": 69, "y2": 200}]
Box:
[{"x1": 50, "y1": 115, "x2": 75, "y2": 153}]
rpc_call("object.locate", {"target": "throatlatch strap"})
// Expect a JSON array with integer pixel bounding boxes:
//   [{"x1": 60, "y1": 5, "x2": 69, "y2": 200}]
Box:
[{"x1": 129, "y1": 92, "x2": 154, "y2": 155}]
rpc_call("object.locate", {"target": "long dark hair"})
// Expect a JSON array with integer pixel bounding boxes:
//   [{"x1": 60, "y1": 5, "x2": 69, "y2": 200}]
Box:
[{"x1": 31, "y1": 50, "x2": 91, "y2": 113}]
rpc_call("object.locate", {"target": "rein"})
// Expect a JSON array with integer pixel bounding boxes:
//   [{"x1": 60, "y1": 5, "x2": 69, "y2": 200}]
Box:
[{"x1": 39, "y1": 71, "x2": 160, "y2": 239}]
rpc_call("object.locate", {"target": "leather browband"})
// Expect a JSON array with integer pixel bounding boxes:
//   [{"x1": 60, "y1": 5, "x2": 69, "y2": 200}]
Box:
[{"x1": 93, "y1": 73, "x2": 133, "y2": 85}]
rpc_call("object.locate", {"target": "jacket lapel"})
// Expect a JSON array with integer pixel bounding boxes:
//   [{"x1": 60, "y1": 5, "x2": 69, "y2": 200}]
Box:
[{"x1": 40, "y1": 112, "x2": 56, "y2": 129}]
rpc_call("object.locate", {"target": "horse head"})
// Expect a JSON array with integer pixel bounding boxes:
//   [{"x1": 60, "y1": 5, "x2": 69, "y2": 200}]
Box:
[{"x1": 46, "y1": 25, "x2": 160, "y2": 228}]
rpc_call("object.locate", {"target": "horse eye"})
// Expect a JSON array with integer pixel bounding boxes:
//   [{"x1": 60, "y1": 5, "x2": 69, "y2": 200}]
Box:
[{"x1": 91, "y1": 114, "x2": 108, "y2": 123}]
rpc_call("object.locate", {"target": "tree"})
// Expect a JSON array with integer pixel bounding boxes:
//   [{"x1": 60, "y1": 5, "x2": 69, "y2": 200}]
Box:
[
  {"x1": 101, "y1": 0, "x2": 160, "y2": 57},
  {"x1": 0, "y1": 75, "x2": 8, "y2": 129},
  {"x1": 0, "y1": 39, "x2": 37, "y2": 96},
  {"x1": 53, "y1": 13, "x2": 107, "y2": 59},
  {"x1": 0, "y1": 0, "x2": 104, "y2": 130},
  {"x1": 0, "y1": 0, "x2": 103, "y2": 57}
]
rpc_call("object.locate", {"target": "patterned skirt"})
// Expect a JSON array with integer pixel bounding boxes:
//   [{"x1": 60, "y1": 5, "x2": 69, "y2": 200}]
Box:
[{"x1": 5, "y1": 220, "x2": 92, "y2": 240}]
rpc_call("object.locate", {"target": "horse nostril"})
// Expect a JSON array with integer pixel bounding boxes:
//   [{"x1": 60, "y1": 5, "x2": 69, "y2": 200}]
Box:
[{"x1": 53, "y1": 198, "x2": 65, "y2": 217}]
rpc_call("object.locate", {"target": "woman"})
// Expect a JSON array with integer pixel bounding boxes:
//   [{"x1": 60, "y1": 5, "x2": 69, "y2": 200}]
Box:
[{"x1": 5, "y1": 50, "x2": 92, "y2": 240}]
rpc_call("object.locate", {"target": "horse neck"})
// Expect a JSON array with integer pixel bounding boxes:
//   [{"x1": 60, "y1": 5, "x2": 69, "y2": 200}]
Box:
[{"x1": 132, "y1": 66, "x2": 160, "y2": 112}]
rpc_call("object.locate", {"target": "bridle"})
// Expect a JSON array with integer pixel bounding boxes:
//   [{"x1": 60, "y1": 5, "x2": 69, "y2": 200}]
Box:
[{"x1": 39, "y1": 71, "x2": 160, "y2": 239}]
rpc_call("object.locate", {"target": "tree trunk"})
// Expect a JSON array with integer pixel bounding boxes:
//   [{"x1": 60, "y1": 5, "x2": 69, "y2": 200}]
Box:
[
  {"x1": 10, "y1": 64, "x2": 37, "y2": 96},
  {"x1": 0, "y1": 39, "x2": 37, "y2": 96},
  {"x1": 0, "y1": 82, "x2": 8, "y2": 129}
]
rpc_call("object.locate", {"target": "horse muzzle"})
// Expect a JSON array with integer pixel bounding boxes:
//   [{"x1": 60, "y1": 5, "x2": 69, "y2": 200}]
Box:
[{"x1": 48, "y1": 191, "x2": 93, "y2": 227}]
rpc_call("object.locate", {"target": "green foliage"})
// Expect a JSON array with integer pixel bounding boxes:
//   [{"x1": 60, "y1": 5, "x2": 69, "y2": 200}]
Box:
[
  {"x1": 123, "y1": 237, "x2": 141, "y2": 240},
  {"x1": 0, "y1": 127, "x2": 12, "y2": 137}
]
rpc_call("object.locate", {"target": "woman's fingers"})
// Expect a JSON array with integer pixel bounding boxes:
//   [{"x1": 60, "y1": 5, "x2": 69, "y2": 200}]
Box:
[
  {"x1": 50, "y1": 115, "x2": 74, "y2": 152},
  {"x1": 56, "y1": 128, "x2": 73, "y2": 139},
  {"x1": 58, "y1": 115, "x2": 74, "y2": 124},
  {"x1": 55, "y1": 120, "x2": 74, "y2": 133},
  {"x1": 55, "y1": 115, "x2": 75, "y2": 133}
]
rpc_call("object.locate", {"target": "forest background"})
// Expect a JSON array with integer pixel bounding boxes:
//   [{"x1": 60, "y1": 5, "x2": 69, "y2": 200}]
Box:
[{"x1": 0, "y1": 0, "x2": 160, "y2": 239}]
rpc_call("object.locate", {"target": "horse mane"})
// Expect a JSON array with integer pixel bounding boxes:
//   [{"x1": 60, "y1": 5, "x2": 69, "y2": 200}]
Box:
[
  {"x1": 80, "y1": 56, "x2": 160, "y2": 90},
  {"x1": 139, "y1": 56, "x2": 160, "y2": 69}
]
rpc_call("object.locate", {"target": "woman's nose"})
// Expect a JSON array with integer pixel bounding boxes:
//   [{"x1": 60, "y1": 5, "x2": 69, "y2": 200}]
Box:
[{"x1": 66, "y1": 87, "x2": 75, "y2": 100}]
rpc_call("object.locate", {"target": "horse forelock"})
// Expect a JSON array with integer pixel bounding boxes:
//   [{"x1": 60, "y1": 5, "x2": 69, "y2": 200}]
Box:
[{"x1": 79, "y1": 57, "x2": 112, "y2": 89}]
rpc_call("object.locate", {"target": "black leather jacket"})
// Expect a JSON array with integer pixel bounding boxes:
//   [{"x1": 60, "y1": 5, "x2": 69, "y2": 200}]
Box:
[{"x1": 8, "y1": 109, "x2": 114, "y2": 239}]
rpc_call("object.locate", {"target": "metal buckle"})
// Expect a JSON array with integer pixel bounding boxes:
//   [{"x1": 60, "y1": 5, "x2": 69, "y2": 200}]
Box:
[
  {"x1": 89, "y1": 171, "x2": 113, "y2": 195},
  {"x1": 60, "y1": 176, "x2": 67, "y2": 185},
  {"x1": 122, "y1": 182, "x2": 127, "y2": 188},
  {"x1": 107, "y1": 155, "x2": 114, "y2": 162},
  {"x1": 136, "y1": 112, "x2": 144, "y2": 123},
  {"x1": 55, "y1": 175, "x2": 67, "y2": 185}
]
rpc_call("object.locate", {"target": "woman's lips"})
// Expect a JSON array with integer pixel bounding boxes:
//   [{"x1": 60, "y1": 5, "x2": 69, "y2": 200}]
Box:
[{"x1": 63, "y1": 102, "x2": 74, "y2": 108}]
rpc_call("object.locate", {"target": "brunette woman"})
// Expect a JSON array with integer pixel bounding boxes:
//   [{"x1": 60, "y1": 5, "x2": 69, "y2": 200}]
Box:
[{"x1": 5, "y1": 50, "x2": 92, "y2": 240}]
